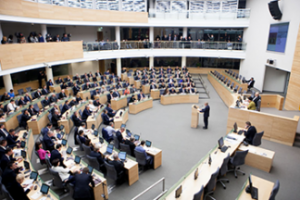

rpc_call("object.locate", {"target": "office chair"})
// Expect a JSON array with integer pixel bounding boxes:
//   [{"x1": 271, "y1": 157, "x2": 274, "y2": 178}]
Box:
[
  {"x1": 26, "y1": 87, "x2": 32, "y2": 92},
  {"x1": 227, "y1": 80, "x2": 231, "y2": 87},
  {"x1": 217, "y1": 154, "x2": 230, "y2": 189},
  {"x1": 78, "y1": 110, "x2": 83, "y2": 118},
  {"x1": 74, "y1": 127, "x2": 79, "y2": 145},
  {"x1": 134, "y1": 149, "x2": 149, "y2": 171},
  {"x1": 238, "y1": 87, "x2": 242, "y2": 94},
  {"x1": 256, "y1": 100, "x2": 261, "y2": 111},
  {"x1": 193, "y1": 186, "x2": 204, "y2": 200},
  {"x1": 0, "y1": 177, "x2": 14, "y2": 200},
  {"x1": 269, "y1": 180, "x2": 280, "y2": 200},
  {"x1": 104, "y1": 161, "x2": 124, "y2": 185},
  {"x1": 228, "y1": 150, "x2": 248, "y2": 178},
  {"x1": 49, "y1": 168, "x2": 69, "y2": 195},
  {"x1": 45, "y1": 154, "x2": 52, "y2": 170},
  {"x1": 120, "y1": 143, "x2": 132, "y2": 156},
  {"x1": 17, "y1": 114, "x2": 23, "y2": 128},
  {"x1": 47, "y1": 113, "x2": 52, "y2": 122},
  {"x1": 18, "y1": 88, "x2": 24, "y2": 95},
  {"x1": 86, "y1": 155, "x2": 100, "y2": 171},
  {"x1": 82, "y1": 144, "x2": 92, "y2": 155},
  {"x1": 204, "y1": 167, "x2": 220, "y2": 200},
  {"x1": 76, "y1": 135, "x2": 84, "y2": 151},
  {"x1": 113, "y1": 135, "x2": 120, "y2": 149},
  {"x1": 230, "y1": 82, "x2": 234, "y2": 89},
  {"x1": 233, "y1": 85, "x2": 239, "y2": 92},
  {"x1": 252, "y1": 131, "x2": 264, "y2": 146}
]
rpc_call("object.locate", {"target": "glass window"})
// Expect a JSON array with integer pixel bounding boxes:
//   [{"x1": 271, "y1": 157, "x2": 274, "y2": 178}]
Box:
[
  {"x1": 52, "y1": 64, "x2": 69, "y2": 76},
  {"x1": 11, "y1": 68, "x2": 43, "y2": 84},
  {"x1": 121, "y1": 58, "x2": 149, "y2": 68},
  {"x1": 188, "y1": 28, "x2": 243, "y2": 42},
  {"x1": 187, "y1": 57, "x2": 240, "y2": 69},
  {"x1": 121, "y1": 28, "x2": 149, "y2": 40},
  {"x1": 154, "y1": 57, "x2": 181, "y2": 67},
  {"x1": 154, "y1": 27, "x2": 183, "y2": 40}
]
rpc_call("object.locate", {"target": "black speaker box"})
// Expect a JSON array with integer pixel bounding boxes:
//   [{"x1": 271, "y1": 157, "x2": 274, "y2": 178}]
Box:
[{"x1": 268, "y1": 1, "x2": 282, "y2": 20}]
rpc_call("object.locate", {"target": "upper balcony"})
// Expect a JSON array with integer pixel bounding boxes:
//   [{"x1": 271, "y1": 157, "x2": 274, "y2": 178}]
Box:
[{"x1": 0, "y1": 0, "x2": 250, "y2": 27}]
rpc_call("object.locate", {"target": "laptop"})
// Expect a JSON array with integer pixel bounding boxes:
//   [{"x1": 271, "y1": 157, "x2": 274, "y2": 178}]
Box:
[
  {"x1": 24, "y1": 160, "x2": 30, "y2": 170},
  {"x1": 20, "y1": 141, "x2": 26, "y2": 148},
  {"x1": 61, "y1": 139, "x2": 67, "y2": 146},
  {"x1": 99, "y1": 137, "x2": 104, "y2": 144},
  {"x1": 118, "y1": 151, "x2": 127, "y2": 162},
  {"x1": 126, "y1": 131, "x2": 132, "y2": 137},
  {"x1": 74, "y1": 156, "x2": 81, "y2": 164},
  {"x1": 104, "y1": 144, "x2": 114, "y2": 155},
  {"x1": 93, "y1": 130, "x2": 98, "y2": 137},
  {"x1": 57, "y1": 131, "x2": 64, "y2": 140},
  {"x1": 22, "y1": 132, "x2": 28, "y2": 139},
  {"x1": 91, "y1": 124, "x2": 95, "y2": 130},
  {"x1": 145, "y1": 140, "x2": 152, "y2": 148},
  {"x1": 59, "y1": 125, "x2": 64, "y2": 130},
  {"x1": 66, "y1": 147, "x2": 73, "y2": 155},
  {"x1": 238, "y1": 130, "x2": 245, "y2": 135},
  {"x1": 134, "y1": 134, "x2": 140, "y2": 141},
  {"x1": 120, "y1": 124, "x2": 126, "y2": 129},
  {"x1": 40, "y1": 184, "x2": 50, "y2": 195},
  {"x1": 21, "y1": 150, "x2": 27, "y2": 159},
  {"x1": 88, "y1": 165, "x2": 93, "y2": 174},
  {"x1": 175, "y1": 185, "x2": 182, "y2": 198},
  {"x1": 218, "y1": 137, "x2": 228, "y2": 153},
  {"x1": 30, "y1": 171, "x2": 38, "y2": 181}
]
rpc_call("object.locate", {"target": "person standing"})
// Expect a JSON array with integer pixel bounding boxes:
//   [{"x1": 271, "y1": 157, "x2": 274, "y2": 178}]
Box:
[{"x1": 199, "y1": 102, "x2": 210, "y2": 129}]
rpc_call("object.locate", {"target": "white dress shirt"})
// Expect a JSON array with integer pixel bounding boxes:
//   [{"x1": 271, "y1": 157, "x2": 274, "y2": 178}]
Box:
[
  {"x1": 0, "y1": 129, "x2": 8, "y2": 137},
  {"x1": 52, "y1": 166, "x2": 70, "y2": 181},
  {"x1": 105, "y1": 126, "x2": 116, "y2": 137},
  {"x1": 7, "y1": 103, "x2": 17, "y2": 112}
]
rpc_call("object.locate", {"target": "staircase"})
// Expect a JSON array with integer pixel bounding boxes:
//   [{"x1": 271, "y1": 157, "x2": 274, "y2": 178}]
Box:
[
  {"x1": 192, "y1": 74, "x2": 210, "y2": 99},
  {"x1": 293, "y1": 133, "x2": 300, "y2": 147}
]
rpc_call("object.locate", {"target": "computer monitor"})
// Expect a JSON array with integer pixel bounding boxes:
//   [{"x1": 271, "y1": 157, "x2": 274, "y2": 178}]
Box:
[
  {"x1": 40, "y1": 184, "x2": 50, "y2": 194},
  {"x1": 99, "y1": 137, "x2": 104, "y2": 144},
  {"x1": 61, "y1": 139, "x2": 67, "y2": 146},
  {"x1": 120, "y1": 124, "x2": 126, "y2": 129},
  {"x1": 106, "y1": 144, "x2": 113, "y2": 154},
  {"x1": 120, "y1": 111, "x2": 123, "y2": 116},
  {"x1": 66, "y1": 147, "x2": 73, "y2": 154},
  {"x1": 93, "y1": 130, "x2": 98, "y2": 137},
  {"x1": 134, "y1": 134, "x2": 140, "y2": 141},
  {"x1": 145, "y1": 140, "x2": 152, "y2": 148},
  {"x1": 91, "y1": 124, "x2": 95, "y2": 130},
  {"x1": 22, "y1": 132, "x2": 28, "y2": 139},
  {"x1": 175, "y1": 185, "x2": 182, "y2": 198},
  {"x1": 20, "y1": 141, "x2": 26, "y2": 148},
  {"x1": 233, "y1": 122, "x2": 238, "y2": 133},
  {"x1": 30, "y1": 171, "x2": 38, "y2": 181},
  {"x1": 218, "y1": 137, "x2": 224, "y2": 149},
  {"x1": 88, "y1": 165, "x2": 93, "y2": 174},
  {"x1": 24, "y1": 161, "x2": 30, "y2": 170},
  {"x1": 118, "y1": 151, "x2": 126, "y2": 161},
  {"x1": 74, "y1": 156, "x2": 81, "y2": 164},
  {"x1": 126, "y1": 131, "x2": 132, "y2": 137},
  {"x1": 21, "y1": 150, "x2": 26, "y2": 159},
  {"x1": 59, "y1": 125, "x2": 64, "y2": 130}
]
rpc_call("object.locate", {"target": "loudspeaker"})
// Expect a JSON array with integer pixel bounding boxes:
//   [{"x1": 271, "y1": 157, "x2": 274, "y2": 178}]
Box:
[{"x1": 268, "y1": 1, "x2": 282, "y2": 20}]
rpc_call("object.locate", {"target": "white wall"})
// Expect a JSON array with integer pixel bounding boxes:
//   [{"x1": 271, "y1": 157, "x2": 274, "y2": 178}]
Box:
[
  {"x1": 68, "y1": 61, "x2": 99, "y2": 76},
  {"x1": 263, "y1": 66, "x2": 287, "y2": 93},
  {"x1": 240, "y1": 0, "x2": 300, "y2": 91},
  {"x1": 65, "y1": 26, "x2": 98, "y2": 42}
]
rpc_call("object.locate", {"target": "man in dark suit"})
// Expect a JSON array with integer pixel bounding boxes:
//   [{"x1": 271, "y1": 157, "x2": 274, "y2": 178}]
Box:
[
  {"x1": 107, "y1": 91, "x2": 113, "y2": 103},
  {"x1": 47, "y1": 79, "x2": 54, "y2": 90},
  {"x1": 2, "y1": 161, "x2": 22, "y2": 192},
  {"x1": 83, "y1": 82, "x2": 90, "y2": 90},
  {"x1": 158, "y1": 73, "x2": 166, "y2": 79},
  {"x1": 199, "y1": 102, "x2": 210, "y2": 129},
  {"x1": 18, "y1": 97, "x2": 27, "y2": 106},
  {"x1": 34, "y1": 89, "x2": 42, "y2": 99},
  {"x1": 51, "y1": 110, "x2": 61, "y2": 129},
  {"x1": 0, "y1": 124, "x2": 9, "y2": 138},
  {"x1": 150, "y1": 82, "x2": 157, "y2": 90},
  {"x1": 50, "y1": 93, "x2": 58, "y2": 103},
  {"x1": 185, "y1": 87, "x2": 195, "y2": 94},
  {"x1": 73, "y1": 83, "x2": 81, "y2": 96},
  {"x1": 246, "y1": 77, "x2": 255, "y2": 90},
  {"x1": 50, "y1": 144, "x2": 64, "y2": 165},
  {"x1": 105, "y1": 153, "x2": 125, "y2": 175},
  {"x1": 24, "y1": 93, "x2": 32, "y2": 103},
  {"x1": 112, "y1": 88, "x2": 120, "y2": 98},
  {"x1": 20, "y1": 109, "x2": 31, "y2": 129},
  {"x1": 166, "y1": 67, "x2": 172, "y2": 74},
  {"x1": 243, "y1": 121, "x2": 257, "y2": 144},
  {"x1": 93, "y1": 99, "x2": 101, "y2": 107},
  {"x1": 178, "y1": 87, "x2": 186, "y2": 94},
  {"x1": 135, "y1": 140, "x2": 153, "y2": 166},
  {"x1": 69, "y1": 167, "x2": 95, "y2": 200},
  {"x1": 61, "y1": 100, "x2": 70, "y2": 115},
  {"x1": 106, "y1": 103, "x2": 116, "y2": 117},
  {"x1": 82, "y1": 106, "x2": 91, "y2": 121},
  {"x1": 0, "y1": 139, "x2": 7, "y2": 160},
  {"x1": 253, "y1": 92, "x2": 261, "y2": 107},
  {"x1": 168, "y1": 83, "x2": 175, "y2": 88},
  {"x1": 42, "y1": 96, "x2": 51, "y2": 107},
  {"x1": 72, "y1": 112, "x2": 82, "y2": 127},
  {"x1": 138, "y1": 91, "x2": 146, "y2": 101},
  {"x1": 41, "y1": 123, "x2": 52, "y2": 136},
  {"x1": 89, "y1": 144, "x2": 106, "y2": 173},
  {"x1": 159, "y1": 82, "x2": 166, "y2": 89},
  {"x1": 175, "y1": 71, "x2": 182, "y2": 79},
  {"x1": 101, "y1": 110, "x2": 113, "y2": 125},
  {"x1": 0, "y1": 147, "x2": 17, "y2": 171},
  {"x1": 116, "y1": 127, "x2": 125, "y2": 144},
  {"x1": 44, "y1": 131, "x2": 55, "y2": 151},
  {"x1": 169, "y1": 88, "x2": 176, "y2": 94},
  {"x1": 59, "y1": 89, "x2": 67, "y2": 99},
  {"x1": 6, "y1": 129, "x2": 20, "y2": 148},
  {"x1": 124, "y1": 137, "x2": 136, "y2": 156},
  {"x1": 28, "y1": 105, "x2": 39, "y2": 116},
  {"x1": 42, "y1": 86, "x2": 49, "y2": 95}
]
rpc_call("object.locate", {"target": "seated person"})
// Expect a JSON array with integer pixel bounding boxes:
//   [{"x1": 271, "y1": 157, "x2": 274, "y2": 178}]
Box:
[
  {"x1": 101, "y1": 110, "x2": 113, "y2": 125},
  {"x1": 42, "y1": 86, "x2": 49, "y2": 95},
  {"x1": 0, "y1": 147, "x2": 18, "y2": 171},
  {"x1": 243, "y1": 121, "x2": 257, "y2": 144},
  {"x1": 61, "y1": 100, "x2": 71, "y2": 115},
  {"x1": 107, "y1": 91, "x2": 113, "y2": 103},
  {"x1": 159, "y1": 78, "x2": 165, "y2": 83},
  {"x1": 52, "y1": 158, "x2": 77, "y2": 183},
  {"x1": 59, "y1": 89, "x2": 67, "y2": 99},
  {"x1": 123, "y1": 81, "x2": 130, "y2": 88},
  {"x1": 124, "y1": 87, "x2": 130, "y2": 95},
  {"x1": 88, "y1": 100, "x2": 97, "y2": 112},
  {"x1": 1, "y1": 92, "x2": 11, "y2": 101},
  {"x1": 82, "y1": 106, "x2": 92, "y2": 121},
  {"x1": 178, "y1": 87, "x2": 186, "y2": 93},
  {"x1": 6, "y1": 129, "x2": 20, "y2": 148},
  {"x1": 34, "y1": 89, "x2": 42, "y2": 99},
  {"x1": 89, "y1": 144, "x2": 106, "y2": 172},
  {"x1": 78, "y1": 130, "x2": 86, "y2": 144},
  {"x1": 174, "y1": 71, "x2": 182, "y2": 79},
  {"x1": 116, "y1": 83, "x2": 122, "y2": 89},
  {"x1": 76, "y1": 95, "x2": 83, "y2": 104},
  {"x1": 246, "y1": 77, "x2": 255, "y2": 89},
  {"x1": 124, "y1": 136, "x2": 136, "y2": 156},
  {"x1": 169, "y1": 88, "x2": 176, "y2": 94},
  {"x1": 106, "y1": 103, "x2": 116, "y2": 117},
  {"x1": 50, "y1": 144, "x2": 65, "y2": 167},
  {"x1": 105, "y1": 153, "x2": 125, "y2": 176},
  {"x1": 44, "y1": 131, "x2": 56, "y2": 151},
  {"x1": 72, "y1": 111, "x2": 83, "y2": 127},
  {"x1": 7, "y1": 99, "x2": 17, "y2": 112},
  {"x1": 24, "y1": 93, "x2": 32, "y2": 103},
  {"x1": 8, "y1": 89, "x2": 15, "y2": 98},
  {"x1": 150, "y1": 82, "x2": 157, "y2": 90},
  {"x1": 159, "y1": 82, "x2": 166, "y2": 89},
  {"x1": 135, "y1": 140, "x2": 153, "y2": 167},
  {"x1": 28, "y1": 105, "x2": 40, "y2": 116},
  {"x1": 185, "y1": 87, "x2": 195, "y2": 94},
  {"x1": 178, "y1": 82, "x2": 185, "y2": 88},
  {"x1": 18, "y1": 97, "x2": 27, "y2": 106},
  {"x1": 36, "y1": 141, "x2": 50, "y2": 164},
  {"x1": 12, "y1": 174, "x2": 35, "y2": 200},
  {"x1": 73, "y1": 83, "x2": 81, "y2": 96},
  {"x1": 69, "y1": 97, "x2": 78, "y2": 107},
  {"x1": 20, "y1": 109, "x2": 31, "y2": 129},
  {"x1": 2, "y1": 161, "x2": 23, "y2": 196},
  {"x1": 143, "y1": 78, "x2": 149, "y2": 85},
  {"x1": 138, "y1": 91, "x2": 146, "y2": 101},
  {"x1": 93, "y1": 99, "x2": 101, "y2": 107},
  {"x1": 253, "y1": 92, "x2": 261, "y2": 107},
  {"x1": 61, "y1": 82, "x2": 68, "y2": 89},
  {"x1": 128, "y1": 95, "x2": 136, "y2": 104},
  {"x1": 43, "y1": 96, "x2": 50, "y2": 107},
  {"x1": 168, "y1": 82, "x2": 175, "y2": 88},
  {"x1": 112, "y1": 88, "x2": 120, "y2": 98},
  {"x1": 51, "y1": 110, "x2": 62, "y2": 129},
  {"x1": 247, "y1": 97, "x2": 256, "y2": 110},
  {"x1": 116, "y1": 127, "x2": 125, "y2": 145}
]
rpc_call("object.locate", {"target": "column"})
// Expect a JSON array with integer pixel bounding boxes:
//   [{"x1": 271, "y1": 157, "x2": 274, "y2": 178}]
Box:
[
  {"x1": 149, "y1": 26, "x2": 154, "y2": 44},
  {"x1": 3, "y1": 75, "x2": 13, "y2": 92},
  {"x1": 149, "y1": 56, "x2": 154, "y2": 69},
  {"x1": 0, "y1": 22, "x2": 3, "y2": 45},
  {"x1": 45, "y1": 66, "x2": 53, "y2": 82},
  {"x1": 183, "y1": 27, "x2": 187, "y2": 38},
  {"x1": 181, "y1": 56, "x2": 186, "y2": 68},
  {"x1": 115, "y1": 26, "x2": 120, "y2": 49},
  {"x1": 41, "y1": 24, "x2": 47, "y2": 43},
  {"x1": 116, "y1": 58, "x2": 121, "y2": 77}
]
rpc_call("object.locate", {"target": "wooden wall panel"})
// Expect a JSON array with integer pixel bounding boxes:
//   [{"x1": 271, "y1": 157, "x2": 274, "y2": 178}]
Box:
[
  {"x1": 188, "y1": 67, "x2": 239, "y2": 74},
  {"x1": 285, "y1": 24, "x2": 300, "y2": 110},
  {"x1": 0, "y1": 0, "x2": 148, "y2": 24},
  {"x1": 0, "y1": 42, "x2": 83, "y2": 70}
]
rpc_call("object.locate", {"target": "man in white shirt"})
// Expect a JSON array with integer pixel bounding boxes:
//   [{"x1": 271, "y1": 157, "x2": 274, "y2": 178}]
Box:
[
  {"x1": 88, "y1": 100, "x2": 96, "y2": 111},
  {"x1": 96, "y1": 70, "x2": 101, "y2": 78},
  {"x1": 7, "y1": 100, "x2": 17, "y2": 112},
  {"x1": 78, "y1": 123, "x2": 91, "y2": 135},
  {"x1": 51, "y1": 158, "x2": 77, "y2": 183},
  {"x1": 105, "y1": 122, "x2": 116, "y2": 137}
]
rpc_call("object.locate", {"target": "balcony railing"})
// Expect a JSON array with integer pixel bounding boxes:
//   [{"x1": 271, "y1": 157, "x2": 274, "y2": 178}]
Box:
[
  {"x1": 83, "y1": 41, "x2": 246, "y2": 52},
  {"x1": 149, "y1": 8, "x2": 251, "y2": 20}
]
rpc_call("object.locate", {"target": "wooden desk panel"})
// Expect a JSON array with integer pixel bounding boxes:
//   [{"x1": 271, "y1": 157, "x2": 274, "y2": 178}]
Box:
[
  {"x1": 27, "y1": 114, "x2": 48, "y2": 135},
  {"x1": 128, "y1": 77, "x2": 134, "y2": 85},
  {"x1": 191, "y1": 105, "x2": 201, "y2": 128},
  {"x1": 111, "y1": 96, "x2": 127, "y2": 110},
  {"x1": 129, "y1": 98, "x2": 153, "y2": 114},
  {"x1": 150, "y1": 89, "x2": 160, "y2": 100},
  {"x1": 50, "y1": 85, "x2": 61, "y2": 93},
  {"x1": 135, "y1": 81, "x2": 141, "y2": 89},
  {"x1": 121, "y1": 73, "x2": 128, "y2": 81},
  {"x1": 79, "y1": 90, "x2": 91, "y2": 101},
  {"x1": 220, "y1": 70, "x2": 248, "y2": 91},
  {"x1": 142, "y1": 85, "x2": 150, "y2": 94},
  {"x1": 160, "y1": 94, "x2": 199, "y2": 105},
  {"x1": 114, "y1": 109, "x2": 129, "y2": 129}
]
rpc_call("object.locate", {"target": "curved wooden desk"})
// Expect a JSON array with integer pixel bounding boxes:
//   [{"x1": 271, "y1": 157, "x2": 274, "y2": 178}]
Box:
[
  {"x1": 129, "y1": 98, "x2": 153, "y2": 114},
  {"x1": 160, "y1": 94, "x2": 199, "y2": 105},
  {"x1": 111, "y1": 95, "x2": 128, "y2": 110},
  {"x1": 114, "y1": 109, "x2": 129, "y2": 129}
]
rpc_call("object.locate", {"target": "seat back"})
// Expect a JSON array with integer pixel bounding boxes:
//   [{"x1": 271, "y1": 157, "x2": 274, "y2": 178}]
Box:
[
  {"x1": 269, "y1": 180, "x2": 280, "y2": 200},
  {"x1": 120, "y1": 143, "x2": 132, "y2": 156},
  {"x1": 26, "y1": 87, "x2": 32, "y2": 92},
  {"x1": 219, "y1": 153, "x2": 230, "y2": 176},
  {"x1": 252, "y1": 131, "x2": 264, "y2": 146},
  {"x1": 134, "y1": 149, "x2": 147, "y2": 166},
  {"x1": 113, "y1": 135, "x2": 120, "y2": 149},
  {"x1": 193, "y1": 186, "x2": 204, "y2": 200},
  {"x1": 45, "y1": 154, "x2": 52, "y2": 169},
  {"x1": 82, "y1": 144, "x2": 92, "y2": 155},
  {"x1": 102, "y1": 128, "x2": 110, "y2": 142},
  {"x1": 49, "y1": 168, "x2": 64, "y2": 189},
  {"x1": 0, "y1": 177, "x2": 14, "y2": 200},
  {"x1": 31, "y1": 92, "x2": 36, "y2": 99},
  {"x1": 86, "y1": 155, "x2": 100, "y2": 171},
  {"x1": 18, "y1": 88, "x2": 24, "y2": 95},
  {"x1": 79, "y1": 110, "x2": 83, "y2": 118},
  {"x1": 17, "y1": 114, "x2": 23, "y2": 126},
  {"x1": 76, "y1": 135, "x2": 84, "y2": 151},
  {"x1": 74, "y1": 127, "x2": 79, "y2": 145},
  {"x1": 231, "y1": 150, "x2": 248, "y2": 166},
  {"x1": 59, "y1": 105, "x2": 63, "y2": 112},
  {"x1": 104, "y1": 161, "x2": 118, "y2": 180},
  {"x1": 256, "y1": 100, "x2": 261, "y2": 111},
  {"x1": 238, "y1": 87, "x2": 242, "y2": 94},
  {"x1": 34, "y1": 103, "x2": 40, "y2": 112},
  {"x1": 206, "y1": 167, "x2": 220, "y2": 193}
]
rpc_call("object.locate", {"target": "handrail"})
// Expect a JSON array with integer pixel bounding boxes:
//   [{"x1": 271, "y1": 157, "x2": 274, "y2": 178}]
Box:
[{"x1": 131, "y1": 177, "x2": 167, "y2": 200}]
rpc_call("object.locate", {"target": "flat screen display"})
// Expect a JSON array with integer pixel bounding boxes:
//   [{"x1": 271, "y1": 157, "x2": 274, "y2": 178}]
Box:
[{"x1": 267, "y1": 22, "x2": 289, "y2": 53}]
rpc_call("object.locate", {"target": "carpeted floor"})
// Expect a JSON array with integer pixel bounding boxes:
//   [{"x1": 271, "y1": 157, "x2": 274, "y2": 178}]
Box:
[{"x1": 31, "y1": 75, "x2": 300, "y2": 200}]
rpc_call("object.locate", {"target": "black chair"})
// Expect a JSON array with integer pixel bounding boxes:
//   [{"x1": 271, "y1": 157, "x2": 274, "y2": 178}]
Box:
[
  {"x1": 217, "y1": 153, "x2": 230, "y2": 189},
  {"x1": 18, "y1": 89, "x2": 24, "y2": 95},
  {"x1": 76, "y1": 135, "x2": 84, "y2": 151},
  {"x1": 104, "y1": 161, "x2": 124, "y2": 185},
  {"x1": 74, "y1": 127, "x2": 79, "y2": 145},
  {"x1": 134, "y1": 149, "x2": 149, "y2": 171},
  {"x1": 120, "y1": 143, "x2": 132, "y2": 156},
  {"x1": 252, "y1": 131, "x2": 264, "y2": 146},
  {"x1": 113, "y1": 135, "x2": 120, "y2": 149},
  {"x1": 0, "y1": 177, "x2": 13, "y2": 200},
  {"x1": 82, "y1": 144, "x2": 92, "y2": 155},
  {"x1": 86, "y1": 155, "x2": 104, "y2": 173},
  {"x1": 269, "y1": 180, "x2": 280, "y2": 200},
  {"x1": 228, "y1": 150, "x2": 248, "y2": 178},
  {"x1": 49, "y1": 168, "x2": 69, "y2": 194},
  {"x1": 256, "y1": 100, "x2": 261, "y2": 111},
  {"x1": 193, "y1": 186, "x2": 204, "y2": 200},
  {"x1": 45, "y1": 154, "x2": 52, "y2": 169},
  {"x1": 26, "y1": 87, "x2": 32, "y2": 92},
  {"x1": 17, "y1": 114, "x2": 23, "y2": 127},
  {"x1": 48, "y1": 113, "x2": 52, "y2": 122},
  {"x1": 204, "y1": 167, "x2": 219, "y2": 200}
]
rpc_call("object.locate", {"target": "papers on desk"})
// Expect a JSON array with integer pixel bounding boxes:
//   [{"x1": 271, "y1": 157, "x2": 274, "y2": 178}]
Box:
[
  {"x1": 23, "y1": 179, "x2": 34, "y2": 185},
  {"x1": 13, "y1": 149, "x2": 21, "y2": 157},
  {"x1": 70, "y1": 166, "x2": 77, "y2": 171},
  {"x1": 225, "y1": 138, "x2": 239, "y2": 145},
  {"x1": 64, "y1": 160, "x2": 75, "y2": 166},
  {"x1": 30, "y1": 191, "x2": 42, "y2": 199},
  {"x1": 227, "y1": 133, "x2": 244, "y2": 142}
]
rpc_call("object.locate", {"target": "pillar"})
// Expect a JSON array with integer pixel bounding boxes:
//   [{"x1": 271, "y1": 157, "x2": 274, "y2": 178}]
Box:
[
  {"x1": 41, "y1": 24, "x2": 47, "y2": 43},
  {"x1": 181, "y1": 56, "x2": 186, "y2": 68},
  {"x1": 149, "y1": 56, "x2": 154, "y2": 69},
  {"x1": 183, "y1": 27, "x2": 187, "y2": 38},
  {"x1": 116, "y1": 58, "x2": 121, "y2": 77},
  {"x1": 0, "y1": 22, "x2": 3, "y2": 45},
  {"x1": 115, "y1": 26, "x2": 120, "y2": 49},
  {"x1": 149, "y1": 27, "x2": 154, "y2": 44},
  {"x1": 45, "y1": 66, "x2": 53, "y2": 82},
  {"x1": 3, "y1": 74, "x2": 13, "y2": 92}
]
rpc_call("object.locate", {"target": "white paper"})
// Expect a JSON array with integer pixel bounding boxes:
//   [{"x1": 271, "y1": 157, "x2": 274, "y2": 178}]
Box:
[
  {"x1": 30, "y1": 191, "x2": 42, "y2": 199},
  {"x1": 13, "y1": 149, "x2": 21, "y2": 157},
  {"x1": 23, "y1": 179, "x2": 34, "y2": 185}
]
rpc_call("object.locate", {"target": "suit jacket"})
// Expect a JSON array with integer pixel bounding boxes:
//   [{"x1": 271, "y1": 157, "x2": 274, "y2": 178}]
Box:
[
  {"x1": 34, "y1": 91, "x2": 42, "y2": 99},
  {"x1": 59, "y1": 92, "x2": 67, "y2": 99},
  {"x1": 0, "y1": 128, "x2": 9, "y2": 139},
  {"x1": 20, "y1": 114, "x2": 31, "y2": 128},
  {"x1": 61, "y1": 104, "x2": 70, "y2": 115},
  {"x1": 10, "y1": 181, "x2": 30, "y2": 200},
  {"x1": 93, "y1": 100, "x2": 101, "y2": 107},
  {"x1": 245, "y1": 126, "x2": 257, "y2": 144},
  {"x1": 72, "y1": 115, "x2": 82, "y2": 127},
  {"x1": 42, "y1": 99, "x2": 50, "y2": 107},
  {"x1": 43, "y1": 134, "x2": 54, "y2": 151},
  {"x1": 107, "y1": 160, "x2": 124, "y2": 175},
  {"x1": 168, "y1": 83, "x2": 175, "y2": 88},
  {"x1": 200, "y1": 105, "x2": 210, "y2": 118},
  {"x1": 50, "y1": 149, "x2": 63, "y2": 163},
  {"x1": 0, "y1": 154, "x2": 16, "y2": 171},
  {"x1": 178, "y1": 88, "x2": 185, "y2": 93},
  {"x1": 46, "y1": 81, "x2": 53, "y2": 90},
  {"x1": 2, "y1": 168, "x2": 19, "y2": 190},
  {"x1": 138, "y1": 93, "x2": 145, "y2": 100},
  {"x1": 0, "y1": 146, "x2": 6, "y2": 160},
  {"x1": 89, "y1": 151, "x2": 104, "y2": 165},
  {"x1": 247, "y1": 79, "x2": 255, "y2": 88},
  {"x1": 253, "y1": 96, "x2": 261, "y2": 107},
  {"x1": 51, "y1": 113, "x2": 61, "y2": 127},
  {"x1": 159, "y1": 84, "x2": 166, "y2": 89},
  {"x1": 82, "y1": 108, "x2": 91, "y2": 121},
  {"x1": 101, "y1": 113, "x2": 112, "y2": 125},
  {"x1": 24, "y1": 96, "x2": 31, "y2": 103},
  {"x1": 28, "y1": 108, "x2": 38, "y2": 116},
  {"x1": 150, "y1": 85, "x2": 157, "y2": 90},
  {"x1": 124, "y1": 140, "x2": 136, "y2": 156},
  {"x1": 116, "y1": 131, "x2": 124, "y2": 144},
  {"x1": 42, "y1": 88, "x2": 49, "y2": 95},
  {"x1": 169, "y1": 89, "x2": 176, "y2": 94},
  {"x1": 18, "y1": 99, "x2": 26, "y2": 106},
  {"x1": 106, "y1": 107, "x2": 114, "y2": 115},
  {"x1": 112, "y1": 91, "x2": 120, "y2": 98},
  {"x1": 69, "y1": 173, "x2": 95, "y2": 199},
  {"x1": 69, "y1": 100, "x2": 77, "y2": 107},
  {"x1": 50, "y1": 96, "x2": 58, "y2": 103},
  {"x1": 73, "y1": 86, "x2": 80, "y2": 95}
]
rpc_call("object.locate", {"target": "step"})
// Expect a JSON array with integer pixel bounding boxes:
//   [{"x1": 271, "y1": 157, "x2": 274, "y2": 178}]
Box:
[
  {"x1": 294, "y1": 134, "x2": 300, "y2": 142},
  {"x1": 293, "y1": 141, "x2": 300, "y2": 148}
]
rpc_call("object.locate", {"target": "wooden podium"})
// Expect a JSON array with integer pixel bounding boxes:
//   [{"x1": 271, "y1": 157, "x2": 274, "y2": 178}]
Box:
[{"x1": 191, "y1": 105, "x2": 200, "y2": 128}]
